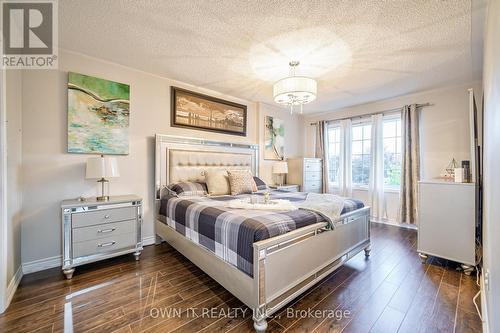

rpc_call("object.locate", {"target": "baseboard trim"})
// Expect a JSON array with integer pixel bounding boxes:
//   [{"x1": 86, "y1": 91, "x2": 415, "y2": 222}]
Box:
[
  {"x1": 370, "y1": 219, "x2": 418, "y2": 230},
  {"x1": 22, "y1": 255, "x2": 61, "y2": 275},
  {"x1": 481, "y1": 271, "x2": 490, "y2": 333},
  {"x1": 21, "y1": 236, "x2": 157, "y2": 274},
  {"x1": 5, "y1": 266, "x2": 23, "y2": 310},
  {"x1": 142, "y1": 235, "x2": 156, "y2": 246}
]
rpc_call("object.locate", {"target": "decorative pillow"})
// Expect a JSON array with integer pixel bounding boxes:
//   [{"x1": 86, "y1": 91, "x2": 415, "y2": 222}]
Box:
[
  {"x1": 253, "y1": 176, "x2": 268, "y2": 191},
  {"x1": 227, "y1": 169, "x2": 255, "y2": 195},
  {"x1": 204, "y1": 170, "x2": 231, "y2": 196},
  {"x1": 168, "y1": 182, "x2": 208, "y2": 197}
]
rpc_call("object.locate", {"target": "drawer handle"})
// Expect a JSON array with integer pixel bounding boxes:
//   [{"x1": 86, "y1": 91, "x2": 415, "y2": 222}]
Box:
[
  {"x1": 104, "y1": 215, "x2": 111, "y2": 219},
  {"x1": 98, "y1": 241, "x2": 116, "y2": 248},
  {"x1": 97, "y1": 228, "x2": 116, "y2": 234}
]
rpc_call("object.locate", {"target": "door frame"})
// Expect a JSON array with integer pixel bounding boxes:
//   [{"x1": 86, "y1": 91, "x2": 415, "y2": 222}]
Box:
[{"x1": 0, "y1": 66, "x2": 8, "y2": 313}]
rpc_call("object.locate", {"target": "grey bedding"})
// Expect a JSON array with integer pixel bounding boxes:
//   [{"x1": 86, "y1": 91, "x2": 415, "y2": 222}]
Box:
[{"x1": 158, "y1": 190, "x2": 365, "y2": 276}]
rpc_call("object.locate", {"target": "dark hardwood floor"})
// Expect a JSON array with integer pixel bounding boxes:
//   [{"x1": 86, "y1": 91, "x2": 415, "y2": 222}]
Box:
[{"x1": 0, "y1": 223, "x2": 482, "y2": 333}]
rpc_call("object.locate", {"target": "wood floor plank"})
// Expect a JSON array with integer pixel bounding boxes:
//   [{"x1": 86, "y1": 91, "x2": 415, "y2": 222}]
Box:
[
  {"x1": 397, "y1": 265, "x2": 445, "y2": 333},
  {"x1": 341, "y1": 281, "x2": 399, "y2": 333},
  {"x1": 458, "y1": 273, "x2": 481, "y2": 314},
  {"x1": 368, "y1": 306, "x2": 406, "y2": 333},
  {"x1": 455, "y1": 307, "x2": 482, "y2": 333},
  {"x1": 0, "y1": 223, "x2": 482, "y2": 333}
]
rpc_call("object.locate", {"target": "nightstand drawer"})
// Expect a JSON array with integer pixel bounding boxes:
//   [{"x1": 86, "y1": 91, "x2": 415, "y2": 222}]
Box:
[
  {"x1": 72, "y1": 219, "x2": 136, "y2": 243},
  {"x1": 72, "y1": 207, "x2": 136, "y2": 228},
  {"x1": 304, "y1": 163, "x2": 322, "y2": 172},
  {"x1": 304, "y1": 181, "x2": 322, "y2": 193},
  {"x1": 305, "y1": 171, "x2": 322, "y2": 182},
  {"x1": 73, "y1": 233, "x2": 137, "y2": 258}
]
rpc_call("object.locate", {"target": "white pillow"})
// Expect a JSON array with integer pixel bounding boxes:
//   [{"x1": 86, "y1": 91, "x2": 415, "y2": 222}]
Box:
[{"x1": 204, "y1": 170, "x2": 230, "y2": 196}]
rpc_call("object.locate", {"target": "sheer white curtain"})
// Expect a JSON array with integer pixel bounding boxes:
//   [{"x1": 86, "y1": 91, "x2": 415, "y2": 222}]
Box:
[
  {"x1": 369, "y1": 114, "x2": 387, "y2": 220},
  {"x1": 338, "y1": 119, "x2": 352, "y2": 197}
]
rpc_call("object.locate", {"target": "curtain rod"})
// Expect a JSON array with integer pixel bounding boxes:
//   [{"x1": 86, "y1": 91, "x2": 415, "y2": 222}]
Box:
[{"x1": 309, "y1": 103, "x2": 433, "y2": 126}]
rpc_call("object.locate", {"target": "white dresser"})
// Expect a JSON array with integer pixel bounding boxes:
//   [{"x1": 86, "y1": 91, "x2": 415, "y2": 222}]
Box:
[
  {"x1": 287, "y1": 158, "x2": 323, "y2": 193},
  {"x1": 417, "y1": 181, "x2": 477, "y2": 274},
  {"x1": 61, "y1": 195, "x2": 143, "y2": 279}
]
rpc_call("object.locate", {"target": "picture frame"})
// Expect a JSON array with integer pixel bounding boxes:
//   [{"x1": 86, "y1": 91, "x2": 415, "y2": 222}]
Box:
[
  {"x1": 171, "y1": 86, "x2": 247, "y2": 136},
  {"x1": 67, "y1": 72, "x2": 130, "y2": 155},
  {"x1": 264, "y1": 115, "x2": 285, "y2": 160}
]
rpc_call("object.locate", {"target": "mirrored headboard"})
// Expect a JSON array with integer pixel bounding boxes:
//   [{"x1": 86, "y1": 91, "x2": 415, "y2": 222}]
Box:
[{"x1": 155, "y1": 134, "x2": 259, "y2": 199}]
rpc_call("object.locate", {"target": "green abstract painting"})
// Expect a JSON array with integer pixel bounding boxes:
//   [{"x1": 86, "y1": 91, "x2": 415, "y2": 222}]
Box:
[
  {"x1": 68, "y1": 72, "x2": 130, "y2": 154},
  {"x1": 264, "y1": 116, "x2": 284, "y2": 160}
]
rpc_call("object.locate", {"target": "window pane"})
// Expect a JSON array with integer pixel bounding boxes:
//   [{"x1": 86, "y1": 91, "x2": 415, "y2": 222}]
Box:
[
  {"x1": 352, "y1": 155, "x2": 362, "y2": 183},
  {"x1": 384, "y1": 138, "x2": 396, "y2": 154},
  {"x1": 384, "y1": 121, "x2": 396, "y2": 138},
  {"x1": 327, "y1": 127, "x2": 341, "y2": 186},
  {"x1": 363, "y1": 140, "x2": 371, "y2": 154},
  {"x1": 396, "y1": 119, "x2": 401, "y2": 136},
  {"x1": 363, "y1": 125, "x2": 372, "y2": 139},
  {"x1": 396, "y1": 137, "x2": 402, "y2": 154},
  {"x1": 352, "y1": 141, "x2": 362, "y2": 154},
  {"x1": 352, "y1": 126, "x2": 363, "y2": 140},
  {"x1": 362, "y1": 155, "x2": 371, "y2": 184}
]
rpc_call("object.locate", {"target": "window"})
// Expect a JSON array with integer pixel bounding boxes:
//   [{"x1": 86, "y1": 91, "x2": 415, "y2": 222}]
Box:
[
  {"x1": 352, "y1": 122, "x2": 371, "y2": 187},
  {"x1": 327, "y1": 125, "x2": 341, "y2": 185},
  {"x1": 383, "y1": 117, "x2": 402, "y2": 187}
]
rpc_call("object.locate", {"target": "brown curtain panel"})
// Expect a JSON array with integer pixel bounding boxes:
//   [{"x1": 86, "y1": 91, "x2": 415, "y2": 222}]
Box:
[
  {"x1": 400, "y1": 104, "x2": 420, "y2": 224},
  {"x1": 315, "y1": 120, "x2": 329, "y2": 193}
]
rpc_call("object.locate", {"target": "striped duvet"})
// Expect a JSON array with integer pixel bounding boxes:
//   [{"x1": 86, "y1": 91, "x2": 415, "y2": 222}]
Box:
[{"x1": 158, "y1": 190, "x2": 364, "y2": 276}]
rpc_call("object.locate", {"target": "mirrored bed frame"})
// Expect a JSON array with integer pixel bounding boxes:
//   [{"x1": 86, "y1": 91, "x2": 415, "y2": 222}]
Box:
[{"x1": 154, "y1": 134, "x2": 371, "y2": 332}]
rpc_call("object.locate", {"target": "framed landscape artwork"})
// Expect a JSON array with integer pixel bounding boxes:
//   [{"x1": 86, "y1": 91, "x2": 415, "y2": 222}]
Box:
[
  {"x1": 171, "y1": 86, "x2": 247, "y2": 136},
  {"x1": 264, "y1": 115, "x2": 285, "y2": 160},
  {"x1": 68, "y1": 72, "x2": 130, "y2": 155}
]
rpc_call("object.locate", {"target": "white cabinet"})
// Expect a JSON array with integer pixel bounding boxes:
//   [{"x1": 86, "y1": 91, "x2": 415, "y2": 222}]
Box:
[
  {"x1": 287, "y1": 158, "x2": 322, "y2": 193},
  {"x1": 417, "y1": 181, "x2": 477, "y2": 273}
]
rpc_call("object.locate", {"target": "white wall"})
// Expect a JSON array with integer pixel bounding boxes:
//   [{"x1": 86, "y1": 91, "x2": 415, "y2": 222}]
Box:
[
  {"x1": 482, "y1": 0, "x2": 500, "y2": 331},
  {"x1": 19, "y1": 50, "x2": 262, "y2": 265},
  {"x1": 5, "y1": 71, "x2": 23, "y2": 282},
  {"x1": 303, "y1": 82, "x2": 481, "y2": 224},
  {"x1": 257, "y1": 102, "x2": 304, "y2": 184}
]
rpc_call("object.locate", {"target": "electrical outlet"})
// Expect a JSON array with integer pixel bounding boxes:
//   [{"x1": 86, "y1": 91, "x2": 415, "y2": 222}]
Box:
[{"x1": 484, "y1": 269, "x2": 490, "y2": 291}]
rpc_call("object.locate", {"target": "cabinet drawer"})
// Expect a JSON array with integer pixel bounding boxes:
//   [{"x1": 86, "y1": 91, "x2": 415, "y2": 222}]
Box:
[
  {"x1": 304, "y1": 181, "x2": 322, "y2": 193},
  {"x1": 304, "y1": 163, "x2": 322, "y2": 172},
  {"x1": 73, "y1": 232, "x2": 136, "y2": 258},
  {"x1": 305, "y1": 171, "x2": 322, "y2": 182},
  {"x1": 72, "y1": 219, "x2": 136, "y2": 243},
  {"x1": 72, "y1": 207, "x2": 136, "y2": 228}
]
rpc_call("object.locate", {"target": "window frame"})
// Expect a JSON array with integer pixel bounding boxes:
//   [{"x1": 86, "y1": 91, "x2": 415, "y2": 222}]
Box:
[
  {"x1": 351, "y1": 119, "x2": 372, "y2": 190},
  {"x1": 382, "y1": 114, "x2": 402, "y2": 192},
  {"x1": 326, "y1": 123, "x2": 341, "y2": 188}
]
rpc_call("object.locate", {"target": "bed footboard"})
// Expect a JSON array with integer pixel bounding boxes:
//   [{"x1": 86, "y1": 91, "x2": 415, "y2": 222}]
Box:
[{"x1": 252, "y1": 207, "x2": 371, "y2": 331}]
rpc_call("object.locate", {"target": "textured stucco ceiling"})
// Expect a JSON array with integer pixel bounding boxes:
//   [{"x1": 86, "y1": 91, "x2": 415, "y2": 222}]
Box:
[{"x1": 59, "y1": 0, "x2": 486, "y2": 113}]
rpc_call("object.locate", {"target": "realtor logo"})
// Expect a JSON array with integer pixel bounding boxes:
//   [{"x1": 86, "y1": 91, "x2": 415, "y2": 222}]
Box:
[{"x1": 1, "y1": 0, "x2": 58, "y2": 69}]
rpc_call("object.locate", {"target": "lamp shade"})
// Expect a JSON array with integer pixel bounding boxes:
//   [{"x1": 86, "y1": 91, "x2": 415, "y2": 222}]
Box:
[
  {"x1": 86, "y1": 156, "x2": 120, "y2": 179},
  {"x1": 272, "y1": 161, "x2": 288, "y2": 174},
  {"x1": 273, "y1": 76, "x2": 317, "y2": 105}
]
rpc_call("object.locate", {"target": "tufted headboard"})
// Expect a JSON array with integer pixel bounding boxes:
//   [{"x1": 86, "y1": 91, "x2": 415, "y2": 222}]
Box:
[{"x1": 155, "y1": 134, "x2": 259, "y2": 199}]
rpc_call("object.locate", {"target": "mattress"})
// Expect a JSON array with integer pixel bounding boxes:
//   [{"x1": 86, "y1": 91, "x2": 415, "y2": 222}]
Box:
[{"x1": 158, "y1": 190, "x2": 365, "y2": 276}]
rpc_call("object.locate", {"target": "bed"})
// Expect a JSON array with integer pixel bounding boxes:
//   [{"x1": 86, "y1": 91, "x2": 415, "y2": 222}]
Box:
[{"x1": 154, "y1": 134, "x2": 371, "y2": 332}]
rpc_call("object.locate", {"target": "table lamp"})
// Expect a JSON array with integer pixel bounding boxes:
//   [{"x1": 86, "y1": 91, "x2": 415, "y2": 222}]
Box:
[
  {"x1": 86, "y1": 155, "x2": 120, "y2": 201},
  {"x1": 272, "y1": 161, "x2": 288, "y2": 186}
]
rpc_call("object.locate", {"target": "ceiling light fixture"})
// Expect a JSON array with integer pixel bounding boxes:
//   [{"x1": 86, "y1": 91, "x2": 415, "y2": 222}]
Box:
[{"x1": 273, "y1": 61, "x2": 317, "y2": 114}]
